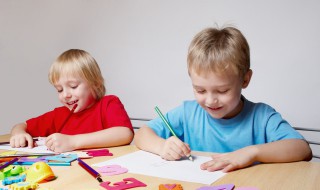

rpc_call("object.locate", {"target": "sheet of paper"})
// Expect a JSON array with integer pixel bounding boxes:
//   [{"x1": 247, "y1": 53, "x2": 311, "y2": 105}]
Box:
[
  {"x1": 93, "y1": 150, "x2": 225, "y2": 184},
  {"x1": 0, "y1": 139, "x2": 54, "y2": 154}
]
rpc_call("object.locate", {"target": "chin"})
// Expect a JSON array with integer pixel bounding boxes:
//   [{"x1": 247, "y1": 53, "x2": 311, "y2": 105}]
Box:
[{"x1": 207, "y1": 111, "x2": 225, "y2": 119}]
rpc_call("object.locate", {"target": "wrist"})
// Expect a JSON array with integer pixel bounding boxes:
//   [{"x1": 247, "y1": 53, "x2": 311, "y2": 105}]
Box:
[{"x1": 247, "y1": 145, "x2": 260, "y2": 162}]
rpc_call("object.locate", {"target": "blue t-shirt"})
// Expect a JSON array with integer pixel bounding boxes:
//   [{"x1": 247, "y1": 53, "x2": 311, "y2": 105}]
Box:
[{"x1": 148, "y1": 97, "x2": 304, "y2": 152}]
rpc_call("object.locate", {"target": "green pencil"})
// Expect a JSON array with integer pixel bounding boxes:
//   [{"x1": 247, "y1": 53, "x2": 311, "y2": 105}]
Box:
[{"x1": 154, "y1": 106, "x2": 193, "y2": 161}]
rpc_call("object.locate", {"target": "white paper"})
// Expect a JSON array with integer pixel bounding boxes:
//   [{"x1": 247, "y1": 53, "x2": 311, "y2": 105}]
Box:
[
  {"x1": 0, "y1": 139, "x2": 54, "y2": 154},
  {"x1": 93, "y1": 150, "x2": 225, "y2": 184}
]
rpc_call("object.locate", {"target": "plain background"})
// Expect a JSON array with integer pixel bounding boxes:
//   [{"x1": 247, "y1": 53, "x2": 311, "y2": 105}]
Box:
[{"x1": 1, "y1": 1, "x2": 319, "y2": 159}]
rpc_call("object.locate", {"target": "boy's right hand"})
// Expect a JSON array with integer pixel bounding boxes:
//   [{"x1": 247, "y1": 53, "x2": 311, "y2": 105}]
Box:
[
  {"x1": 160, "y1": 136, "x2": 191, "y2": 160},
  {"x1": 10, "y1": 133, "x2": 34, "y2": 148}
]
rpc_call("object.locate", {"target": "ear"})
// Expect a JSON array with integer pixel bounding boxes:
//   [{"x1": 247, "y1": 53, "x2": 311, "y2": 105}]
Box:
[{"x1": 242, "y1": 69, "x2": 253, "y2": 89}]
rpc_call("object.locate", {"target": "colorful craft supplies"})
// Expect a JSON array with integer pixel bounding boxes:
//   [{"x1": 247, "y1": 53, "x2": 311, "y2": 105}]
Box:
[{"x1": 159, "y1": 184, "x2": 183, "y2": 190}]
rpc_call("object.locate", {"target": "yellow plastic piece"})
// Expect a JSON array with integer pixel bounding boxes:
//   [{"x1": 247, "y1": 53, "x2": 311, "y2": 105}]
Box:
[
  {"x1": 26, "y1": 161, "x2": 55, "y2": 183},
  {"x1": 8, "y1": 181, "x2": 38, "y2": 190}
]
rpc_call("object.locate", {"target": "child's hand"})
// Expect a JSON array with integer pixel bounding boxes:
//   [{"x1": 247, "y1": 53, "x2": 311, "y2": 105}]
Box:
[
  {"x1": 200, "y1": 146, "x2": 258, "y2": 172},
  {"x1": 10, "y1": 133, "x2": 34, "y2": 148},
  {"x1": 160, "y1": 136, "x2": 191, "y2": 161},
  {"x1": 45, "y1": 133, "x2": 75, "y2": 153}
]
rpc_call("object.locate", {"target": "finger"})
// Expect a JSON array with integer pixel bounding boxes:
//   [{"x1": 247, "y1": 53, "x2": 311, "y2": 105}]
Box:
[
  {"x1": 169, "y1": 148, "x2": 184, "y2": 160},
  {"x1": 18, "y1": 137, "x2": 27, "y2": 148},
  {"x1": 45, "y1": 135, "x2": 52, "y2": 144},
  {"x1": 171, "y1": 138, "x2": 190, "y2": 158},
  {"x1": 161, "y1": 152, "x2": 175, "y2": 161},
  {"x1": 200, "y1": 160, "x2": 213, "y2": 170},
  {"x1": 222, "y1": 163, "x2": 236, "y2": 173},
  {"x1": 9, "y1": 137, "x2": 16, "y2": 147},
  {"x1": 45, "y1": 137, "x2": 53, "y2": 149},
  {"x1": 12, "y1": 138, "x2": 20, "y2": 148},
  {"x1": 26, "y1": 136, "x2": 34, "y2": 148},
  {"x1": 182, "y1": 143, "x2": 191, "y2": 157},
  {"x1": 206, "y1": 160, "x2": 229, "y2": 172}
]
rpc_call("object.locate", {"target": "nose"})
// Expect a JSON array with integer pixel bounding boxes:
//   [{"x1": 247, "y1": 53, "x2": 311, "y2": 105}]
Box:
[
  {"x1": 62, "y1": 89, "x2": 72, "y2": 99},
  {"x1": 206, "y1": 93, "x2": 218, "y2": 106}
]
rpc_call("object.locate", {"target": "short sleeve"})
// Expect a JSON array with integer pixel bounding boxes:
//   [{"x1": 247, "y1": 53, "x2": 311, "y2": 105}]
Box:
[{"x1": 102, "y1": 95, "x2": 133, "y2": 132}]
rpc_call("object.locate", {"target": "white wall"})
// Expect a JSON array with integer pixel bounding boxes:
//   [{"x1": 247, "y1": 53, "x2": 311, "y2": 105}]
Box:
[{"x1": 1, "y1": 0, "x2": 319, "y2": 141}]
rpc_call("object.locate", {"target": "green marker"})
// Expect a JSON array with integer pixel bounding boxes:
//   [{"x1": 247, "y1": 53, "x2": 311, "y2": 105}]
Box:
[{"x1": 155, "y1": 106, "x2": 193, "y2": 161}]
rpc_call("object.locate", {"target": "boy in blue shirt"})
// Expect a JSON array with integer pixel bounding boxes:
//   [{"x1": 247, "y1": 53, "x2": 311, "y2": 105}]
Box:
[{"x1": 134, "y1": 26, "x2": 312, "y2": 172}]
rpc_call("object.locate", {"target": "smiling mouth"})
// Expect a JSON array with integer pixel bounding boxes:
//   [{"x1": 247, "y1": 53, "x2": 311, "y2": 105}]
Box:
[
  {"x1": 67, "y1": 100, "x2": 78, "y2": 105},
  {"x1": 208, "y1": 106, "x2": 222, "y2": 111}
]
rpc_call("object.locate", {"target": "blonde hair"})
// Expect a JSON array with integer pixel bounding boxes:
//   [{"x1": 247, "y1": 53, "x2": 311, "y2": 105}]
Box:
[
  {"x1": 48, "y1": 49, "x2": 106, "y2": 100},
  {"x1": 187, "y1": 26, "x2": 250, "y2": 79}
]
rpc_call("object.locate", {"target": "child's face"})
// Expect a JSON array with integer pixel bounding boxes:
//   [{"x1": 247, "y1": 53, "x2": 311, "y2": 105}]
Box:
[
  {"x1": 190, "y1": 69, "x2": 250, "y2": 119},
  {"x1": 54, "y1": 75, "x2": 96, "y2": 113}
]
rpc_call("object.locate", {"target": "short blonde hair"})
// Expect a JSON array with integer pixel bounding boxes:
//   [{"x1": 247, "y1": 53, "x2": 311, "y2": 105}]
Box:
[
  {"x1": 187, "y1": 26, "x2": 250, "y2": 79},
  {"x1": 48, "y1": 49, "x2": 106, "y2": 100}
]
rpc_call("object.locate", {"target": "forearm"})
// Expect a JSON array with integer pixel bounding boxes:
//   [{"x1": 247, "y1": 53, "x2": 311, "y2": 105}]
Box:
[
  {"x1": 72, "y1": 127, "x2": 134, "y2": 150},
  {"x1": 134, "y1": 126, "x2": 166, "y2": 155},
  {"x1": 254, "y1": 139, "x2": 312, "y2": 163}
]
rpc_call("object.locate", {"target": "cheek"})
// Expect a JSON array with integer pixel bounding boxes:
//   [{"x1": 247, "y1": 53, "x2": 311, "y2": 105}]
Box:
[
  {"x1": 58, "y1": 94, "x2": 64, "y2": 102},
  {"x1": 223, "y1": 91, "x2": 241, "y2": 105},
  {"x1": 194, "y1": 93, "x2": 205, "y2": 105}
]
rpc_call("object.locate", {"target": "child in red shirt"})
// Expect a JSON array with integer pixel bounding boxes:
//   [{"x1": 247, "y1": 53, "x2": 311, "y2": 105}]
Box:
[{"x1": 10, "y1": 49, "x2": 133, "y2": 153}]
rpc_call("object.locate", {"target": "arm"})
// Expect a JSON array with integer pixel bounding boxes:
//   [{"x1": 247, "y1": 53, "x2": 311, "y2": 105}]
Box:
[
  {"x1": 45, "y1": 126, "x2": 134, "y2": 153},
  {"x1": 201, "y1": 139, "x2": 312, "y2": 172},
  {"x1": 134, "y1": 125, "x2": 191, "y2": 160},
  {"x1": 10, "y1": 122, "x2": 35, "y2": 148}
]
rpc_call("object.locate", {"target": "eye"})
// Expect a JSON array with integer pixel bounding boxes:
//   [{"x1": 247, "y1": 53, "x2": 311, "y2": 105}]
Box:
[
  {"x1": 195, "y1": 89, "x2": 206, "y2": 94},
  {"x1": 56, "y1": 88, "x2": 63, "y2": 93},
  {"x1": 71, "y1": 85, "x2": 78, "y2": 89},
  {"x1": 218, "y1": 89, "x2": 229, "y2": 94}
]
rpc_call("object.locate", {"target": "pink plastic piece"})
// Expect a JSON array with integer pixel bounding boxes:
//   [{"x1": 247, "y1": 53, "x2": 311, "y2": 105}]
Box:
[
  {"x1": 96, "y1": 165, "x2": 128, "y2": 176},
  {"x1": 100, "y1": 177, "x2": 147, "y2": 190},
  {"x1": 83, "y1": 149, "x2": 113, "y2": 157}
]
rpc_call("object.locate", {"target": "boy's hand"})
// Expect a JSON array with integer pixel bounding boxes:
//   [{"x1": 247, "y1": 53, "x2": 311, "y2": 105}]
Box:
[
  {"x1": 200, "y1": 146, "x2": 258, "y2": 172},
  {"x1": 45, "y1": 133, "x2": 75, "y2": 153},
  {"x1": 10, "y1": 133, "x2": 34, "y2": 148},
  {"x1": 159, "y1": 136, "x2": 191, "y2": 160}
]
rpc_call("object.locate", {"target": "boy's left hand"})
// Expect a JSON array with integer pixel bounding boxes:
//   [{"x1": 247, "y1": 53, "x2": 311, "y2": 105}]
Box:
[
  {"x1": 200, "y1": 146, "x2": 258, "y2": 172},
  {"x1": 45, "y1": 133, "x2": 75, "y2": 153}
]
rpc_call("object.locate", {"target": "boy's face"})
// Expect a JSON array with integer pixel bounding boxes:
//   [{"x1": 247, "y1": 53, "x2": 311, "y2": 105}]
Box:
[
  {"x1": 190, "y1": 69, "x2": 251, "y2": 119},
  {"x1": 54, "y1": 75, "x2": 96, "y2": 113}
]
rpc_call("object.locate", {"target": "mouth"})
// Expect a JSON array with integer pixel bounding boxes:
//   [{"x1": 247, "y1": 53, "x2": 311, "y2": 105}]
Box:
[
  {"x1": 66, "y1": 100, "x2": 78, "y2": 106},
  {"x1": 207, "y1": 106, "x2": 222, "y2": 111}
]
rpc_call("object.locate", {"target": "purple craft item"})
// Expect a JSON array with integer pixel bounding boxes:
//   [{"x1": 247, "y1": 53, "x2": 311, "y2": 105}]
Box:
[
  {"x1": 197, "y1": 184, "x2": 235, "y2": 190},
  {"x1": 18, "y1": 157, "x2": 47, "y2": 163}
]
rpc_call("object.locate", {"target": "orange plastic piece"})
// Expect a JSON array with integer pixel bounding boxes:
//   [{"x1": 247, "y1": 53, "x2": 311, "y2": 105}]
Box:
[{"x1": 159, "y1": 184, "x2": 183, "y2": 190}]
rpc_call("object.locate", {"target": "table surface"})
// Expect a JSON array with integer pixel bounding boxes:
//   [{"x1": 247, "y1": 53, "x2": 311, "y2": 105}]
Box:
[{"x1": 1, "y1": 134, "x2": 320, "y2": 190}]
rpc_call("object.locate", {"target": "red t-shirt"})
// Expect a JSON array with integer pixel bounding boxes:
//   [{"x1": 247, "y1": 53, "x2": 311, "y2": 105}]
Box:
[{"x1": 26, "y1": 95, "x2": 133, "y2": 136}]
